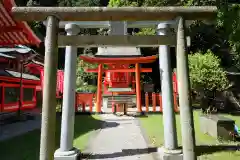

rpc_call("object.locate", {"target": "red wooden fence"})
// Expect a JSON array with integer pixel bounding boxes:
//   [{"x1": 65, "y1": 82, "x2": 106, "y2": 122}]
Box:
[{"x1": 74, "y1": 92, "x2": 179, "y2": 113}]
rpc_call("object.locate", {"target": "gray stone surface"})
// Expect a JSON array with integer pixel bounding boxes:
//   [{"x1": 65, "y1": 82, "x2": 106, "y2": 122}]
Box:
[
  {"x1": 54, "y1": 154, "x2": 78, "y2": 160},
  {"x1": 157, "y1": 147, "x2": 183, "y2": 160},
  {"x1": 0, "y1": 113, "x2": 41, "y2": 141},
  {"x1": 54, "y1": 148, "x2": 80, "y2": 160},
  {"x1": 96, "y1": 47, "x2": 141, "y2": 56},
  {"x1": 83, "y1": 114, "x2": 156, "y2": 160},
  {"x1": 199, "y1": 115, "x2": 235, "y2": 140}
]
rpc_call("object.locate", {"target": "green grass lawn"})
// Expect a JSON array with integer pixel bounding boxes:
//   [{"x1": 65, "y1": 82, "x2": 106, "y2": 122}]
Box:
[
  {"x1": 139, "y1": 111, "x2": 240, "y2": 160},
  {"x1": 0, "y1": 114, "x2": 102, "y2": 160}
]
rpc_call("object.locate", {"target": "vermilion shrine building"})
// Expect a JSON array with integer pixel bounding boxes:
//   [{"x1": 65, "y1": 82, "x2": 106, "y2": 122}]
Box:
[
  {"x1": 0, "y1": 0, "x2": 64, "y2": 113},
  {"x1": 81, "y1": 47, "x2": 162, "y2": 113}
]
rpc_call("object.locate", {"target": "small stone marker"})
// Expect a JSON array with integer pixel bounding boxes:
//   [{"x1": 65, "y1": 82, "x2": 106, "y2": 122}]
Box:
[{"x1": 200, "y1": 114, "x2": 235, "y2": 140}]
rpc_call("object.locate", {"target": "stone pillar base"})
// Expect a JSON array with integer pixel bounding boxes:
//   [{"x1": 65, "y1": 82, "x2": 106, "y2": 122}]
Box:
[
  {"x1": 157, "y1": 147, "x2": 183, "y2": 160},
  {"x1": 54, "y1": 148, "x2": 80, "y2": 160}
]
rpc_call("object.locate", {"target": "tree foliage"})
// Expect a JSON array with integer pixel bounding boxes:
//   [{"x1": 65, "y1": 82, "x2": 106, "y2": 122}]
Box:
[
  {"x1": 188, "y1": 50, "x2": 229, "y2": 92},
  {"x1": 108, "y1": 0, "x2": 139, "y2": 7},
  {"x1": 58, "y1": 0, "x2": 100, "y2": 7},
  {"x1": 17, "y1": 0, "x2": 240, "y2": 92},
  {"x1": 76, "y1": 54, "x2": 98, "y2": 92},
  {"x1": 217, "y1": 4, "x2": 240, "y2": 69}
]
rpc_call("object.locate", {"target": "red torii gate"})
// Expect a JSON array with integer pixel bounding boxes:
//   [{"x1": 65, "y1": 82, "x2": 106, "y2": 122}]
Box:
[{"x1": 80, "y1": 55, "x2": 157, "y2": 113}]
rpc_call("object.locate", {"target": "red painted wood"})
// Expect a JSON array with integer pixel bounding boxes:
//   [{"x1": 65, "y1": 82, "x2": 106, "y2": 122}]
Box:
[
  {"x1": 158, "y1": 93, "x2": 162, "y2": 112},
  {"x1": 152, "y1": 92, "x2": 156, "y2": 112},
  {"x1": 0, "y1": 0, "x2": 41, "y2": 46},
  {"x1": 135, "y1": 63, "x2": 142, "y2": 112},
  {"x1": 0, "y1": 26, "x2": 21, "y2": 33},
  {"x1": 86, "y1": 68, "x2": 152, "y2": 73},
  {"x1": 0, "y1": 83, "x2": 37, "y2": 112},
  {"x1": 75, "y1": 93, "x2": 94, "y2": 112},
  {"x1": 96, "y1": 64, "x2": 103, "y2": 113},
  {"x1": 0, "y1": 76, "x2": 40, "y2": 84},
  {"x1": 79, "y1": 55, "x2": 157, "y2": 64},
  {"x1": 145, "y1": 92, "x2": 149, "y2": 112}
]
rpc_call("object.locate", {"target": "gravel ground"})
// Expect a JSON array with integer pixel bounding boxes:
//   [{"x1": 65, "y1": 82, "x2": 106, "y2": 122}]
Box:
[{"x1": 82, "y1": 114, "x2": 156, "y2": 160}]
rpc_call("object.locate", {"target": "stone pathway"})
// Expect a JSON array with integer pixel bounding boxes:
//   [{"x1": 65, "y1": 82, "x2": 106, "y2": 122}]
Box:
[
  {"x1": 83, "y1": 114, "x2": 157, "y2": 160},
  {"x1": 0, "y1": 112, "x2": 41, "y2": 141}
]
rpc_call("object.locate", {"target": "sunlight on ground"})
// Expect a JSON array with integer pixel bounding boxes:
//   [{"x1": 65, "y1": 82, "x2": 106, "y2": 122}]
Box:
[
  {"x1": 139, "y1": 111, "x2": 240, "y2": 160},
  {"x1": 0, "y1": 114, "x2": 101, "y2": 160}
]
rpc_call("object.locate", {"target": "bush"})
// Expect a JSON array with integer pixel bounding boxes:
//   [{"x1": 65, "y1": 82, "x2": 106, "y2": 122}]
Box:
[
  {"x1": 188, "y1": 50, "x2": 230, "y2": 113},
  {"x1": 189, "y1": 50, "x2": 229, "y2": 93},
  {"x1": 76, "y1": 85, "x2": 97, "y2": 93}
]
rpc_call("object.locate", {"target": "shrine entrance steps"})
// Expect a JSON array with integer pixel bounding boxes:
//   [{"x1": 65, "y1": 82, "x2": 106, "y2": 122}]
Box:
[
  {"x1": 103, "y1": 94, "x2": 135, "y2": 106},
  {"x1": 102, "y1": 95, "x2": 136, "y2": 113},
  {"x1": 101, "y1": 106, "x2": 163, "y2": 114}
]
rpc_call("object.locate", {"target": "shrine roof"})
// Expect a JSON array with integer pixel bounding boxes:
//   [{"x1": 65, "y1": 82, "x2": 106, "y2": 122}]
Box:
[
  {"x1": 96, "y1": 47, "x2": 141, "y2": 56},
  {"x1": 0, "y1": 69, "x2": 40, "y2": 80},
  {"x1": 0, "y1": 47, "x2": 31, "y2": 54},
  {"x1": 0, "y1": 52, "x2": 15, "y2": 58},
  {"x1": 0, "y1": 0, "x2": 41, "y2": 46},
  {"x1": 26, "y1": 61, "x2": 44, "y2": 70},
  {"x1": 79, "y1": 55, "x2": 157, "y2": 64}
]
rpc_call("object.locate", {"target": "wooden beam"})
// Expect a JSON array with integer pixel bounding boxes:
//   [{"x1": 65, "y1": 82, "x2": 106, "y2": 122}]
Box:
[
  {"x1": 86, "y1": 68, "x2": 152, "y2": 73},
  {"x1": 0, "y1": 26, "x2": 22, "y2": 33},
  {"x1": 58, "y1": 35, "x2": 175, "y2": 47},
  {"x1": 79, "y1": 55, "x2": 157, "y2": 64},
  {"x1": 12, "y1": 7, "x2": 217, "y2": 22}
]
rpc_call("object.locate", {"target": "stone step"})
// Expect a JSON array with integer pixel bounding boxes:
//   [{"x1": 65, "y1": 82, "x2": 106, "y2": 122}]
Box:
[{"x1": 103, "y1": 95, "x2": 136, "y2": 109}]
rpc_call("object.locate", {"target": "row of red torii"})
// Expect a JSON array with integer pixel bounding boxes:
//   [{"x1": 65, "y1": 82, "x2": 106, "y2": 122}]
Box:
[{"x1": 11, "y1": 6, "x2": 217, "y2": 160}]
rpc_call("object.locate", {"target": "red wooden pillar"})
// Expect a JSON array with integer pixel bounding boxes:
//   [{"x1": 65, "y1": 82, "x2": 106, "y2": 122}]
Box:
[
  {"x1": 135, "y1": 63, "x2": 142, "y2": 113},
  {"x1": 82, "y1": 103, "x2": 86, "y2": 112},
  {"x1": 34, "y1": 87, "x2": 37, "y2": 107},
  {"x1": 96, "y1": 64, "x2": 103, "y2": 113},
  {"x1": 145, "y1": 92, "x2": 149, "y2": 112},
  {"x1": 75, "y1": 93, "x2": 78, "y2": 112},
  {"x1": 173, "y1": 92, "x2": 179, "y2": 112},
  {"x1": 152, "y1": 92, "x2": 156, "y2": 112},
  {"x1": 1, "y1": 84, "x2": 5, "y2": 112},
  {"x1": 158, "y1": 93, "x2": 163, "y2": 112},
  {"x1": 89, "y1": 99, "x2": 93, "y2": 113}
]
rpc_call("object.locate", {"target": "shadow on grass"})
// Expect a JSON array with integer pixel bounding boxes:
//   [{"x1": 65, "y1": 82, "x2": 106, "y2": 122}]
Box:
[
  {"x1": 80, "y1": 147, "x2": 158, "y2": 159},
  {"x1": 228, "y1": 111, "x2": 240, "y2": 116},
  {"x1": 129, "y1": 111, "x2": 180, "y2": 118},
  {"x1": 0, "y1": 114, "x2": 119, "y2": 160},
  {"x1": 195, "y1": 145, "x2": 240, "y2": 156}
]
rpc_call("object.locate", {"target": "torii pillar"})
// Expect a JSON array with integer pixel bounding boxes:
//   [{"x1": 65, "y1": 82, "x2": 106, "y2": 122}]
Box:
[
  {"x1": 39, "y1": 16, "x2": 59, "y2": 160},
  {"x1": 158, "y1": 22, "x2": 178, "y2": 151},
  {"x1": 177, "y1": 17, "x2": 196, "y2": 160},
  {"x1": 54, "y1": 23, "x2": 80, "y2": 159}
]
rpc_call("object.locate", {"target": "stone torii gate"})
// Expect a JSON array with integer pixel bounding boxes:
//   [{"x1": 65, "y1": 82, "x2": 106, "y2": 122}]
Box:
[{"x1": 12, "y1": 6, "x2": 217, "y2": 160}]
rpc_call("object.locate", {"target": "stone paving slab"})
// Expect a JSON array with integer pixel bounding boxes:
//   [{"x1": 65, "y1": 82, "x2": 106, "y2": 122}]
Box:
[{"x1": 82, "y1": 114, "x2": 156, "y2": 160}]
